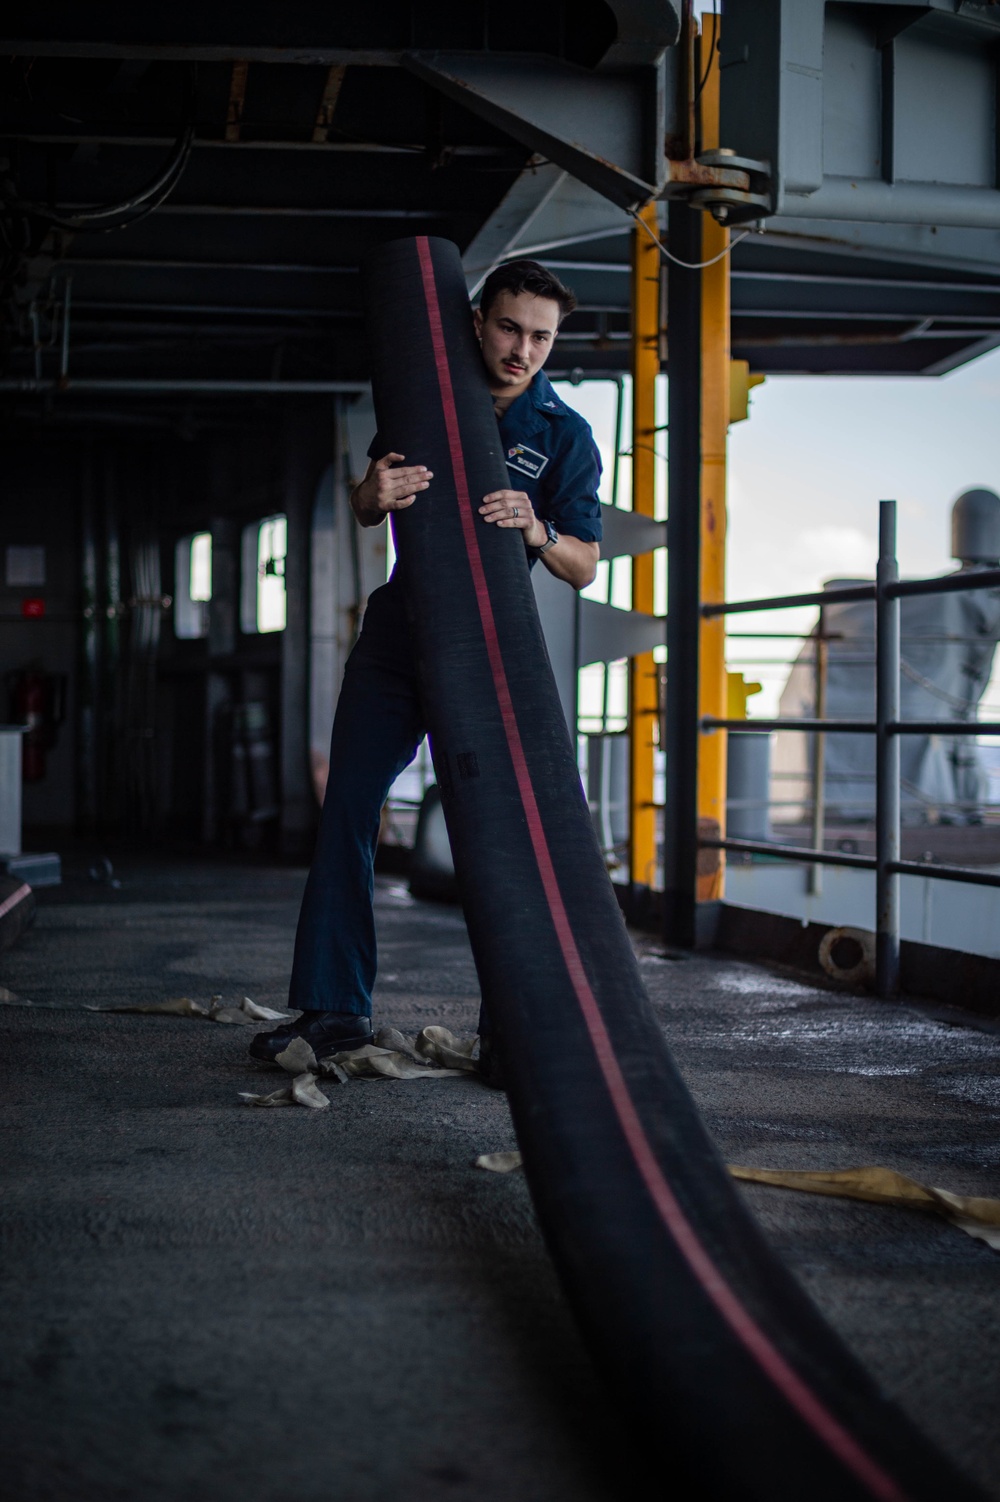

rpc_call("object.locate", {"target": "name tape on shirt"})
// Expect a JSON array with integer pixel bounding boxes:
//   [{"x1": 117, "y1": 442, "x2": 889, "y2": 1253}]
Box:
[{"x1": 506, "y1": 443, "x2": 549, "y2": 481}]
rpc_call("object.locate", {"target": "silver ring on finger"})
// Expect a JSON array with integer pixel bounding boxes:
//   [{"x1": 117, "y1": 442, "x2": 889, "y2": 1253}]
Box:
[{"x1": 512, "y1": 507, "x2": 519, "y2": 518}]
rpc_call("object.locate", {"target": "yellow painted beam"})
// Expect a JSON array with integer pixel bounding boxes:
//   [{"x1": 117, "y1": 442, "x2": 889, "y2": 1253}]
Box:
[
  {"x1": 697, "y1": 21, "x2": 730, "y2": 903},
  {"x1": 629, "y1": 199, "x2": 660, "y2": 888}
]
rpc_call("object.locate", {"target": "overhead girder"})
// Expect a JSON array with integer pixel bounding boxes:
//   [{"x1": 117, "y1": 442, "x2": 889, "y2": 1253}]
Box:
[
  {"x1": 462, "y1": 164, "x2": 578, "y2": 290},
  {"x1": 6, "y1": 0, "x2": 1000, "y2": 395},
  {"x1": 403, "y1": 52, "x2": 666, "y2": 210},
  {"x1": 774, "y1": 180, "x2": 1000, "y2": 233},
  {"x1": 0, "y1": 0, "x2": 679, "y2": 67},
  {"x1": 753, "y1": 221, "x2": 1000, "y2": 285},
  {"x1": 462, "y1": 166, "x2": 633, "y2": 290}
]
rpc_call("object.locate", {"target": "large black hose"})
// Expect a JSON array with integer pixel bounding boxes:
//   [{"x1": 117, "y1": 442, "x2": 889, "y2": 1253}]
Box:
[{"x1": 363, "y1": 236, "x2": 982, "y2": 1502}]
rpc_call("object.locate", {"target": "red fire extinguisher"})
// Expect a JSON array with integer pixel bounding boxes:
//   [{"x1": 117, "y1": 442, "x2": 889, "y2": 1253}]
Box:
[{"x1": 6, "y1": 669, "x2": 66, "y2": 783}]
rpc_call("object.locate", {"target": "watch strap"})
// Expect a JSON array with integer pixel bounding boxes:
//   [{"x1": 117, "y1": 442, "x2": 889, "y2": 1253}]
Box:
[{"x1": 533, "y1": 521, "x2": 559, "y2": 555}]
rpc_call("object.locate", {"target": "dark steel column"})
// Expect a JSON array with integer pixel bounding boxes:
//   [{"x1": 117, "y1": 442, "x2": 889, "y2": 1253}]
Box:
[
  {"x1": 101, "y1": 452, "x2": 122, "y2": 830},
  {"x1": 77, "y1": 447, "x2": 100, "y2": 833},
  {"x1": 875, "y1": 499, "x2": 901, "y2": 995},
  {"x1": 204, "y1": 505, "x2": 238, "y2": 846},
  {"x1": 280, "y1": 408, "x2": 323, "y2": 858},
  {"x1": 662, "y1": 201, "x2": 702, "y2": 948}
]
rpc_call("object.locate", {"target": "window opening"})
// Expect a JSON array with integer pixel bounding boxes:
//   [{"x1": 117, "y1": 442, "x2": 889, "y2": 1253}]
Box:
[
  {"x1": 241, "y1": 515, "x2": 287, "y2": 634},
  {"x1": 382, "y1": 738, "x2": 436, "y2": 848},
  {"x1": 174, "y1": 531, "x2": 212, "y2": 639}
]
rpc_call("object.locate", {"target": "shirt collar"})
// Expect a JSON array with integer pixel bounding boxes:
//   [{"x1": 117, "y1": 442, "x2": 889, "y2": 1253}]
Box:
[
  {"x1": 527, "y1": 369, "x2": 569, "y2": 416},
  {"x1": 499, "y1": 370, "x2": 568, "y2": 432}
]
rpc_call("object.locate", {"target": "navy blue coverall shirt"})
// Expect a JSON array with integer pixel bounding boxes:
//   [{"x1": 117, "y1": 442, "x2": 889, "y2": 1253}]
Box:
[
  {"x1": 492, "y1": 368, "x2": 604, "y2": 551},
  {"x1": 287, "y1": 369, "x2": 603, "y2": 1015}
]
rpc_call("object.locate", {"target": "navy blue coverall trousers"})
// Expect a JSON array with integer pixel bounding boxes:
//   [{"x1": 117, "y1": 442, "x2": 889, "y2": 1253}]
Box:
[{"x1": 287, "y1": 580, "x2": 422, "y2": 1017}]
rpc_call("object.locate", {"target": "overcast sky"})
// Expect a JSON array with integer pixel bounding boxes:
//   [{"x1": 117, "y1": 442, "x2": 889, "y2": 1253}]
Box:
[{"x1": 727, "y1": 344, "x2": 1000, "y2": 597}]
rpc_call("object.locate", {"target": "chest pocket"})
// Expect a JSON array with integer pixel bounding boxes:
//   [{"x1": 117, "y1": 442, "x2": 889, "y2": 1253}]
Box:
[{"x1": 505, "y1": 442, "x2": 550, "y2": 484}]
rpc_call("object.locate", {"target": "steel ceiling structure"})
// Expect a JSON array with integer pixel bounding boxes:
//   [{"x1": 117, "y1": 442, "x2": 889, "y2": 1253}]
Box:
[{"x1": 1, "y1": 0, "x2": 999, "y2": 433}]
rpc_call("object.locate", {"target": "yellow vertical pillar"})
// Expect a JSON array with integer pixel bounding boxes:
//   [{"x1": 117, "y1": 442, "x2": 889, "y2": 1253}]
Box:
[
  {"x1": 696, "y1": 24, "x2": 730, "y2": 903},
  {"x1": 629, "y1": 200, "x2": 660, "y2": 888}
]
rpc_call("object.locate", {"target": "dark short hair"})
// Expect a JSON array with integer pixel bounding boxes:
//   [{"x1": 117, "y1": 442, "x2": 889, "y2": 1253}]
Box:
[{"x1": 478, "y1": 259, "x2": 577, "y2": 323}]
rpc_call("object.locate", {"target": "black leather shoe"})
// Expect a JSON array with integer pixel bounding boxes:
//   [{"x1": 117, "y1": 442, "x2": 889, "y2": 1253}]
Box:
[
  {"x1": 477, "y1": 1034, "x2": 507, "y2": 1091},
  {"x1": 249, "y1": 1010, "x2": 374, "y2": 1065}
]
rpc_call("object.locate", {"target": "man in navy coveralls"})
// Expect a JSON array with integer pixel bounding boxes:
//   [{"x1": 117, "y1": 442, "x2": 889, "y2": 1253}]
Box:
[{"x1": 251, "y1": 260, "x2": 603, "y2": 1068}]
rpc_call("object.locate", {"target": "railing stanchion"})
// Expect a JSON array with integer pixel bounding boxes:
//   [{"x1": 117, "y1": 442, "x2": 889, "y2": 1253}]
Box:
[
  {"x1": 697, "y1": 526, "x2": 1000, "y2": 922},
  {"x1": 808, "y1": 606, "x2": 827, "y2": 896},
  {"x1": 875, "y1": 500, "x2": 901, "y2": 996}
]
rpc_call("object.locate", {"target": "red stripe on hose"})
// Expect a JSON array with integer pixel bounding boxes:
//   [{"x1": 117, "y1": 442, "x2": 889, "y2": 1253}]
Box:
[
  {"x1": 414, "y1": 236, "x2": 906, "y2": 1502},
  {"x1": 0, "y1": 882, "x2": 31, "y2": 921}
]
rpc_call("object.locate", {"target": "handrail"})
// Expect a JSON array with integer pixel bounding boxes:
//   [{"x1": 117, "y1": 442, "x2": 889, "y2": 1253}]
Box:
[
  {"x1": 701, "y1": 565, "x2": 1000, "y2": 618},
  {"x1": 702, "y1": 583, "x2": 875, "y2": 616},
  {"x1": 702, "y1": 835, "x2": 875, "y2": 871},
  {"x1": 705, "y1": 838, "x2": 1000, "y2": 890},
  {"x1": 701, "y1": 500, "x2": 1000, "y2": 997},
  {"x1": 890, "y1": 567, "x2": 1000, "y2": 599},
  {"x1": 702, "y1": 716, "x2": 1000, "y2": 735}
]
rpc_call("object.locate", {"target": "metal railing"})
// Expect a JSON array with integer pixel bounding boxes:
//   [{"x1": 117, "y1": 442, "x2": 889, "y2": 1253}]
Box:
[{"x1": 699, "y1": 499, "x2": 1000, "y2": 997}]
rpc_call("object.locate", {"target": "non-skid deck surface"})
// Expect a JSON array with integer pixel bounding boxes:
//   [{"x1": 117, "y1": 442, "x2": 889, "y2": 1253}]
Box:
[{"x1": 1, "y1": 856, "x2": 998, "y2": 1500}]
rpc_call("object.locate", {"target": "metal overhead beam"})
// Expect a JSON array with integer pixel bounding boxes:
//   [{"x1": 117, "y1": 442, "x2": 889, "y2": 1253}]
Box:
[
  {"x1": 758, "y1": 220, "x2": 1000, "y2": 282},
  {"x1": 73, "y1": 300, "x2": 353, "y2": 318},
  {"x1": 0, "y1": 40, "x2": 403, "y2": 64},
  {"x1": 543, "y1": 259, "x2": 629, "y2": 273},
  {"x1": 463, "y1": 163, "x2": 570, "y2": 290},
  {"x1": 726, "y1": 338, "x2": 1000, "y2": 376},
  {"x1": 732, "y1": 324, "x2": 942, "y2": 348},
  {"x1": 1, "y1": 1, "x2": 682, "y2": 69},
  {"x1": 0, "y1": 378, "x2": 368, "y2": 394},
  {"x1": 496, "y1": 175, "x2": 632, "y2": 256},
  {"x1": 225, "y1": 59, "x2": 249, "y2": 143},
  {"x1": 312, "y1": 64, "x2": 347, "y2": 143},
  {"x1": 783, "y1": 178, "x2": 1000, "y2": 231},
  {"x1": 61, "y1": 257, "x2": 359, "y2": 274},
  {"x1": 64, "y1": 324, "x2": 345, "y2": 341},
  {"x1": 562, "y1": 272, "x2": 1000, "y2": 324},
  {"x1": 58, "y1": 203, "x2": 450, "y2": 219},
  {"x1": 920, "y1": 332, "x2": 1000, "y2": 374},
  {"x1": 463, "y1": 164, "x2": 633, "y2": 290},
  {"x1": 555, "y1": 331, "x2": 629, "y2": 343},
  {"x1": 496, "y1": 226, "x2": 629, "y2": 259},
  {"x1": 733, "y1": 308, "x2": 1000, "y2": 325},
  {"x1": 403, "y1": 51, "x2": 665, "y2": 210},
  {"x1": 5, "y1": 134, "x2": 514, "y2": 156},
  {"x1": 733, "y1": 269, "x2": 1000, "y2": 296}
]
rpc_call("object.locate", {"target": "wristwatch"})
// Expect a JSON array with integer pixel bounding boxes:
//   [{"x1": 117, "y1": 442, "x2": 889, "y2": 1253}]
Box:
[{"x1": 531, "y1": 520, "x2": 559, "y2": 556}]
